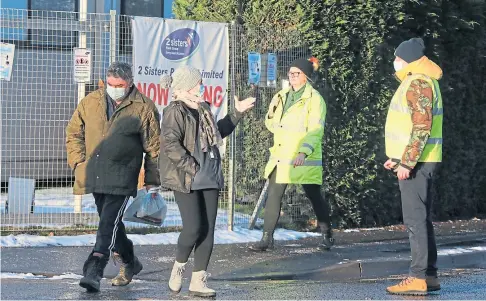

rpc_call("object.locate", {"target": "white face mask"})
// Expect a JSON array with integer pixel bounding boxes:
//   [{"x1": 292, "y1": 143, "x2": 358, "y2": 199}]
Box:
[
  {"x1": 393, "y1": 61, "x2": 405, "y2": 72},
  {"x1": 106, "y1": 85, "x2": 126, "y2": 100}
]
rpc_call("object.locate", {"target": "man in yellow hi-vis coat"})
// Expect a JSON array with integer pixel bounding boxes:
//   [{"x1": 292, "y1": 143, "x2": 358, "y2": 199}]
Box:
[
  {"x1": 384, "y1": 38, "x2": 443, "y2": 296},
  {"x1": 249, "y1": 57, "x2": 334, "y2": 252}
]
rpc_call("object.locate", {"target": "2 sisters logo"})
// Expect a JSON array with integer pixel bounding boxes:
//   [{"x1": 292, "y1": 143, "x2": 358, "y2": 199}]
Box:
[{"x1": 161, "y1": 28, "x2": 200, "y2": 61}]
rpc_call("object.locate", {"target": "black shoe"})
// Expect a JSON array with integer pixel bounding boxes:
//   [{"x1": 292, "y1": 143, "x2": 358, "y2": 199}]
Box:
[
  {"x1": 111, "y1": 254, "x2": 143, "y2": 286},
  {"x1": 318, "y1": 225, "x2": 334, "y2": 251},
  {"x1": 79, "y1": 253, "x2": 109, "y2": 292},
  {"x1": 249, "y1": 232, "x2": 274, "y2": 252}
]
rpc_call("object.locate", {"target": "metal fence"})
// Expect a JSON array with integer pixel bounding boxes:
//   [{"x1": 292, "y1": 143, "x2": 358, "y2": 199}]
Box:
[{"x1": 0, "y1": 8, "x2": 310, "y2": 233}]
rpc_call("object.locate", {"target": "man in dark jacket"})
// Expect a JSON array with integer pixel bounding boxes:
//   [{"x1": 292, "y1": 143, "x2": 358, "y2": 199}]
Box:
[{"x1": 66, "y1": 62, "x2": 160, "y2": 292}]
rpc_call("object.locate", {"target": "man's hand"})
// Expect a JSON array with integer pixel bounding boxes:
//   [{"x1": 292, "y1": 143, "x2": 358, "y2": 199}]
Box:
[
  {"x1": 383, "y1": 159, "x2": 398, "y2": 170},
  {"x1": 145, "y1": 185, "x2": 158, "y2": 199},
  {"x1": 293, "y1": 153, "x2": 306, "y2": 167},
  {"x1": 395, "y1": 166, "x2": 411, "y2": 180}
]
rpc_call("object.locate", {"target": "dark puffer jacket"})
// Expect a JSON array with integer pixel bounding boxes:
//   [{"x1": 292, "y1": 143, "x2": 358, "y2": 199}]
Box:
[{"x1": 159, "y1": 101, "x2": 242, "y2": 193}]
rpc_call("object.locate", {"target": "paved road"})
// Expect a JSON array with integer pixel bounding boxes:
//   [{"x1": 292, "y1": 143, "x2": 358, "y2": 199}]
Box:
[{"x1": 2, "y1": 269, "x2": 484, "y2": 300}]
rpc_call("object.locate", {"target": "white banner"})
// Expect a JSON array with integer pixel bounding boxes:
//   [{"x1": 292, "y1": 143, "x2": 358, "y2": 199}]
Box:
[{"x1": 132, "y1": 17, "x2": 229, "y2": 120}]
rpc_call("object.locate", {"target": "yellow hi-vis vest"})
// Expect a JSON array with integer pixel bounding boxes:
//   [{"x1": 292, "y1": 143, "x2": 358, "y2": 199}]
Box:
[{"x1": 385, "y1": 74, "x2": 443, "y2": 162}]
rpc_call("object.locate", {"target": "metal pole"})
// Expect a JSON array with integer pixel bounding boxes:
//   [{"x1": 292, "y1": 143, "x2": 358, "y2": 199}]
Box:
[
  {"x1": 227, "y1": 22, "x2": 237, "y2": 231},
  {"x1": 109, "y1": 9, "x2": 116, "y2": 64},
  {"x1": 249, "y1": 179, "x2": 269, "y2": 230},
  {"x1": 74, "y1": 0, "x2": 88, "y2": 213}
]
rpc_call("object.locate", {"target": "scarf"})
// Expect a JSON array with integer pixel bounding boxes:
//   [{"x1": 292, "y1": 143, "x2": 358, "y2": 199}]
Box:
[{"x1": 197, "y1": 103, "x2": 223, "y2": 152}]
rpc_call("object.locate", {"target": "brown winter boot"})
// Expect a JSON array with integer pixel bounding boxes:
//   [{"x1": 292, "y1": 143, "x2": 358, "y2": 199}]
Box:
[{"x1": 111, "y1": 253, "x2": 143, "y2": 286}]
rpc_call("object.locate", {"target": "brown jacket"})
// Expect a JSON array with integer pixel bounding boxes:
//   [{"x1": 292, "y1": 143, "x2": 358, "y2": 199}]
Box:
[
  {"x1": 66, "y1": 87, "x2": 161, "y2": 197},
  {"x1": 159, "y1": 101, "x2": 241, "y2": 193}
]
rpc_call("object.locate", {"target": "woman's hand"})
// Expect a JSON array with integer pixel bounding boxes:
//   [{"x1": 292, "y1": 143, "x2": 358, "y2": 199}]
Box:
[
  {"x1": 293, "y1": 152, "x2": 306, "y2": 167},
  {"x1": 234, "y1": 96, "x2": 256, "y2": 113}
]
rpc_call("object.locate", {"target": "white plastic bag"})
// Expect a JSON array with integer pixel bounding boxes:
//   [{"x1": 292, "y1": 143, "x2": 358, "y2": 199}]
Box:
[{"x1": 123, "y1": 188, "x2": 167, "y2": 226}]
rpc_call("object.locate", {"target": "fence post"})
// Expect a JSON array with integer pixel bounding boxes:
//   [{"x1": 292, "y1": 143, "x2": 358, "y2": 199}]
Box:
[
  {"x1": 227, "y1": 22, "x2": 237, "y2": 231},
  {"x1": 74, "y1": 0, "x2": 88, "y2": 213},
  {"x1": 109, "y1": 10, "x2": 117, "y2": 64}
]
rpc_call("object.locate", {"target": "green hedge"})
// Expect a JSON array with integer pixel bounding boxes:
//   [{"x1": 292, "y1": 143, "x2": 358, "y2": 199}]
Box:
[{"x1": 173, "y1": 0, "x2": 486, "y2": 228}]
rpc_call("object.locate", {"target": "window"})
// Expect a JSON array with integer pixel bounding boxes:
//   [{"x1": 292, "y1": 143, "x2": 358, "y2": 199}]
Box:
[
  {"x1": 29, "y1": 0, "x2": 78, "y2": 48},
  {"x1": 121, "y1": 0, "x2": 164, "y2": 17},
  {"x1": 119, "y1": 0, "x2": 165, "y2": 54},
  {"x1": 0, "y1": 0, "x2": 77, "y2": 49},
  {"x1": 0, "y1": 0, "x2": 28, "y2": 42}
]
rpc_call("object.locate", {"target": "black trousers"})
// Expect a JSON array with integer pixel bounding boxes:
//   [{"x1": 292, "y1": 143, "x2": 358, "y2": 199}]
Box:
[
  {"x1": 263, "y1": 169, "x2": 331, "y2": 233},
  {"x1": 173, "y1": 189, "x2": 219, "y2": 271},
  {"x1": 399, "y1": 162, "x2": 438, "y2": 279},
  {"x1": 92, "y1": 193, "x2": 134, "y2": 262}
]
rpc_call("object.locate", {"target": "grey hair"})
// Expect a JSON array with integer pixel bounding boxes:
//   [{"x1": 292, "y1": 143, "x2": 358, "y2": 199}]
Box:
[{"x1": 106, "y1": 62, "x2": 133, "y2": 85}]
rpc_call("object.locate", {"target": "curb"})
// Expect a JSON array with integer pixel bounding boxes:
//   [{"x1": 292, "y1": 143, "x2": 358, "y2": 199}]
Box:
[{"x1": 214, "y1": 250, "x2": 486, "y2": 282}]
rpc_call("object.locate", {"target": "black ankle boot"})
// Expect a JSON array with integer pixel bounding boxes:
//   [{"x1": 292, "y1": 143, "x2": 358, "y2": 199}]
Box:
[
  {"x1": 318, "y1": 223, "x2": 334, "y2": 251},
  {"x1": 79, "y1": 253, "x2": 109, "y2": 292},
  {"x1": 249, "y1": 231, "x2": 275, "y2": 252}
]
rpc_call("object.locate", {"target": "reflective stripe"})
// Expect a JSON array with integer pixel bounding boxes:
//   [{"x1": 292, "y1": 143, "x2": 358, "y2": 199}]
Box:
[
  {"x1": 308, "y1": 117, "x2": 325, "y2": 127},
  {"x1": 432, "y1": 79, "x2": 440, "y2": 108},
  {"x1": 391, "y1": 103, "x2": 442, "y2": 115},
  {"x1": 427, "y1": 137, "x2": 443, "y2": 144},
  {"x1": 386, "y1": 132, "x2": 443, "y2": 145},
  {"x1": 301, "y1": 143, "x2": 314, "y2": 152},
  {"x1": 270, "y1": 157, "x2": 322, "y2": 166},
  {"x1": 432, "y1": 108, "x2": 443, "y2": 115},
  {"x1": 385, "y1": 132, "x2": 409, "y2": 143},
  {"x1": 390, "y1": 80, "x2": 443, "y2": 116},
  {"x1": 389, "y1": 102, "x2": 410, "y2": 114}
]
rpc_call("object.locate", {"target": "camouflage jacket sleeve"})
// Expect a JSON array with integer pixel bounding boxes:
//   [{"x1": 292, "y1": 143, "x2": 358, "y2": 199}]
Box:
[{"x1": 400, "y1": 79, "x2": 433, "y2": 170}]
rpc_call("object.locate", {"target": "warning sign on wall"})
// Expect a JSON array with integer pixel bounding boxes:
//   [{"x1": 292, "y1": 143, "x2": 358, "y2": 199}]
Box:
[{"x1": 73, "y1": 48, "x2": 92, "y2": 83}]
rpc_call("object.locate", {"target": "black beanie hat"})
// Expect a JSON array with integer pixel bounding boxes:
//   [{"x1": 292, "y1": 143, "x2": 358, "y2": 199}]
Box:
[
  {"x1": 394, "y1": 37, "x2": 425, "y2": 63},
  {"x1": 290, "y1": 58, "x2": 314, "y2": 79}
]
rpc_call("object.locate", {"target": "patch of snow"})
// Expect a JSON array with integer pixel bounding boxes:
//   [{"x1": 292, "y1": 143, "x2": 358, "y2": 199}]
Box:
[
  {"x1": 154, "y1": 256, "x2": 175, "y2": 263},
  {"x1": 50, "y1": 273, "x2": 83, "y2": 280},
  {"x1": 437, "y1": 245, "x2": 486, "y2": 256},
  {"x1": 0, "y1": 187, "x2": 263, "y2": 229},
  {"x1": 343, "y1": 227, "x2": 385, "y2": 233},
  {"x1": 1, "y1": 273, "x2": 45, "y2": 279},
  {"x1": 289, "y1": 248, "x2": 314, "y2": 254},
  {"x1": 0, "y1": 272, "x2": 145, "y2": 282},
  {"x1": 0, "y1": 227, "x2": 320, "y2": 248}
]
